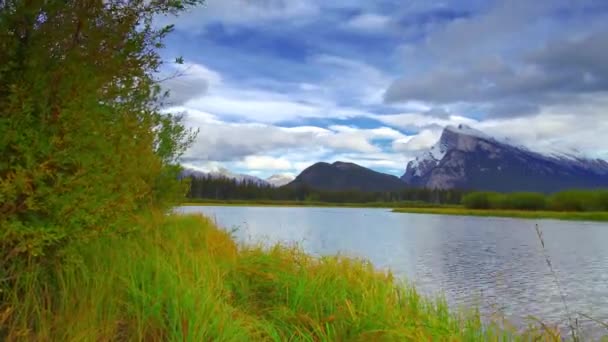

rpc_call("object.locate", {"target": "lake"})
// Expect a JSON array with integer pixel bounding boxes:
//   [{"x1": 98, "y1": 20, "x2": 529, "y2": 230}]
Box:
[{"x1": 177, "y1": 206, "x2": 608, "y2": 338}]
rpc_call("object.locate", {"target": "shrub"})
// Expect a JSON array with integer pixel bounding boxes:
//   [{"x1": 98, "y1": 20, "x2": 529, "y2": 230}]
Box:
[
  {"x1": 0, "y1": 1, "x2": 199, "y2": 284},
  {"x1": 463, "y1": 190, "x2": 608, "y2": 212},
  {"x1": 598, "y1": 191, "x2": 608, "y2": 211},
  {"x1": 549, "y1": 190, "x2": 596, "y2": 211},
  {"x1": 463, "y1": 192, "x2": 499, "y2": 209},
  {"x1": 503, "y1": 192, "x2": 547, "y2": 211}
]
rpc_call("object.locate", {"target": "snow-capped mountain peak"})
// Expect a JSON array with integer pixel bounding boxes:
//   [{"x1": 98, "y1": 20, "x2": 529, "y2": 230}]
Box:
[{"x1": 402, "y1": 125, "x2": 608, "y2": 192}]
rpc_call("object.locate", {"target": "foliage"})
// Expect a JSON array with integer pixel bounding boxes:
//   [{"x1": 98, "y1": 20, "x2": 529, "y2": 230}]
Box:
[
  {"x1": 463, "y1": 190, "x2": 608, "y2": 212},
  {"x1": 501, "y1": 192, "x2": 547, "y2": 210},
  {"x1": 0, "y1": 214, "x2": 563, "y2": 340},
  {"x1": 462, "y1": 192, "x2": 499, "y2": 209},
  {"x1": 187, "y1": 175, "x2": 466, "y2": 205},
  {"x1": 548, "y1": 190, "x2": 608, "y2": 212},
  {"x1": 393, "y1": 207, "x2": 608, "y2": 222},
  {"x1": 0, "y1": 0, "x2": 199, "y2": 286}
]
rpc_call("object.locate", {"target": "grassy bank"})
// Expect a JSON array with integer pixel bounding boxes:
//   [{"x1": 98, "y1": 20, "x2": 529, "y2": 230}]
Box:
[
  {"x1": 2, "y1": 214, "x2": 562, "y2": 341},
  {"x1": 183, "y1": 199, "x2": 457, "y2": 209},
  {"x1": 393, "y1": 207, "x2": 608, "y2": 222}
]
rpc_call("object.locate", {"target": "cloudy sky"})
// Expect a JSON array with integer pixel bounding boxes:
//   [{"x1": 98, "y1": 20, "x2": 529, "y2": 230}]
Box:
[{"x1": 159, "y1": 0, "x2": 608, "y2": 178}]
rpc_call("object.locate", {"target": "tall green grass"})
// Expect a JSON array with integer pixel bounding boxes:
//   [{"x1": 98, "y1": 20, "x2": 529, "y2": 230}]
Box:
[{"x1": 1, "y1": 214, "x2": 561, "y2": 341}]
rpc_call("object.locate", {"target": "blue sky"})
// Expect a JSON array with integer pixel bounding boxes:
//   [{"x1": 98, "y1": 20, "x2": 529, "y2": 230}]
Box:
[{"x1": 159, "y1": 0, "x2": 608, "y2": 178}]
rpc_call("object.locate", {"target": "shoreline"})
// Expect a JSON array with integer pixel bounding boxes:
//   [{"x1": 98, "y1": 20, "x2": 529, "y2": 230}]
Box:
[
  {"x1": 181, "y1": 200, "x2": 454, "y2": 209},
  {"x1": 392, "y1": 207, "x2": 608, "y2": 222},
  {"x1": 180, "y1": 201, "x2": 608, "y2": 222}
]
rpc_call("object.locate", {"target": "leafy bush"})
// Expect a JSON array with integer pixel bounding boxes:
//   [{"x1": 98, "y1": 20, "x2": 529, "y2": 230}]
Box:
[
  {"x1": 463, "y1": 189, "x2": 608, "y2": 212},
  {"x1": 502, "y1": 192, "x2": 547, "y2": 211},
  {"x1": 0, "y1": 1, "x2": 198, "y2": 282},
  {"x1": 548, "y1": 190, "x2": 599, "y2": 211},
  {"x1": 462, "y1": 192, "x2": 499, "y2": 209},
  {"x1": 598, "y1": 191, "x2": 608, "y2": 211}
]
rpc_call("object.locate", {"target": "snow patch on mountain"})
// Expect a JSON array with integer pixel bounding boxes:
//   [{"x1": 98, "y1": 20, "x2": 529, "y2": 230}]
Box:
[
  {"x1": 424, "y1": 124, "x2": 587, "y2": 164},
  {"x1": 401, "y1": 124, "x2": 608, "y2": 191},
  {"x1": 266, "y1": 174, "x2": 295, "y2": 187}
]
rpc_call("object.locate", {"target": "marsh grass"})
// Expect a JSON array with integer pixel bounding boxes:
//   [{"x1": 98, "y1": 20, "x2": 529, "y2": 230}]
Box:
[
  {"x1": 1, "y1": 214, "x2": 563, "y2": 341},
  {"x1": 392, "y1": 207, "x2": 608, "y2": 222}
]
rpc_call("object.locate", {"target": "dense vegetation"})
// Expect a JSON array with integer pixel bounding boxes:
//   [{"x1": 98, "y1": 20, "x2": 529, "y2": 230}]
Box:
[
  {"x1": 393, "y1": 207, "x2": 608, "y2": 222},
  {"x1": 463, "y1": 190, "x2": 608, "y2": 211},
  {"x1": 0, "y1": 0, "x2": 199, "y2": 337},
  {"x1": 187, "y1": 175, "x2": 466, "y2": 204},
  {"x1": 2, "y1": 213, "x2": 562, "y2": 340}
]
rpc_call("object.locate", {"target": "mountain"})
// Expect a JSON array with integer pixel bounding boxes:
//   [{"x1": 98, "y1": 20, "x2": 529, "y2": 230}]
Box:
[
  {"x1": 402, "y1": 124, "x2": 608, "y2": 192},
  {"x1": 286, "y1": 161, "x2": 407, "y2": 192},
  {"x1": 266, "y1": 174, "x2": 295, "y2": 187},
  {"x1": 181, "y1": 167, "x2": 269, "y2": 186}
]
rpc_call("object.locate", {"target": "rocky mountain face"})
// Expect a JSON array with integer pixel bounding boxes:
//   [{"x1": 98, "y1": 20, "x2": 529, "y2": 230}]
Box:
[
  {"x1": 402, "y1": 125, "x2": 608, "y2": 192},
  {"x1": 286, "y1": 161, "x2": 407, "y2": 192}
]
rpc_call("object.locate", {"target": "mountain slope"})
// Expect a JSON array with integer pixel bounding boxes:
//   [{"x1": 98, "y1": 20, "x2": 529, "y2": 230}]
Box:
[
  {"x1": 287, "y1": 161, "x2": 406, "y2": 192},
  {"x1": 266, "y1": 174, "x2": 295, "y2": 187},
  {"x1": 402, "y1": 125, "x2": 608, "y2": 192}
]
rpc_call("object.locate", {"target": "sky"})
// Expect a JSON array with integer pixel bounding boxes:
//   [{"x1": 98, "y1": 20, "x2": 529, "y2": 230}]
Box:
[{"x1": 158, "y1": 0, "x2": 608, "y2": 178}]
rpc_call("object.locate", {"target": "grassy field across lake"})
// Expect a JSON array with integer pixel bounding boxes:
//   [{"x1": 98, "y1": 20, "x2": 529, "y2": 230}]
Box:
[
  {"x1": 3, "y1": 213, "x2": 566, "y2": 341},
  {"x1": 393, "y1": 207, "x2": 608, "y2": 222}
]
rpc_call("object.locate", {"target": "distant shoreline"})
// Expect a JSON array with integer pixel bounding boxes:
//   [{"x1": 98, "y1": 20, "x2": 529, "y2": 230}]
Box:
[
  {"x1": 181, "y1": 199, "x2": 452, "y2": 209},
  {"x1": 180, "y1": 200, "x2": 608, "y2": 222},
  {"x1": 392, "y1": 207, "x2": 608, "y2": 222}
]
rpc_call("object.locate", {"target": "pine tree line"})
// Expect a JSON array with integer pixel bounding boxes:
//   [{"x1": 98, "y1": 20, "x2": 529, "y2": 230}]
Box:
[{"x1": 187, "y1": 176, "x2": 465, "y2": 204}]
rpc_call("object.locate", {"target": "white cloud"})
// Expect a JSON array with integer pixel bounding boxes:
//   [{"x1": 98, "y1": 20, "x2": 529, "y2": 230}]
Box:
[
  {"x1": 373, "y1": 113, "x2": 477, "y2": 131},
  {"x1": 476, "y1": 95, "x2": 608, "y2": 159},
  {"x1": 312, "y1": 54, "x2": 391, "y2": 105},
  {"x1": 344, "y1": 13, "x2": 390, "y2": 32},
  {"x1": 186, "y1": 94, "x2": 323, "y2": 123},
  {"x1": 181, "y1": 117, "x2": 412, "y2": 161},
  {"x1": 176, "y1": 106, "x2": 424, "y2": 176},
  {"x1": 392, "y1": 129, "x2": 442, "y2": 152},
  {"x1": 238, "y1": 156, "x2": 293, "y2": 170},
  {"x1": 160, "y1": 0, "x2": 319, "y2": 32},
  {"x1": 161, "y1": 63, "x2": 223, "y2": 105},
  {"x1": 167, "y1": 61, "x2": 377, "y2": 124}
]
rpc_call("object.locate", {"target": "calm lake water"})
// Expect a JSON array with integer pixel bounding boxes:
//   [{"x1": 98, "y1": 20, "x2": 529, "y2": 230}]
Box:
[{"x1": 177, "y1": 206, "x2": 608, "y2": 338}]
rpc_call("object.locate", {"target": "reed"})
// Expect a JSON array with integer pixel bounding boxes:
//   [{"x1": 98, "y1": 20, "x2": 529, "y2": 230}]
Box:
[{"x1": 1, "y1": 213, "x2": 563, "y2": 341}]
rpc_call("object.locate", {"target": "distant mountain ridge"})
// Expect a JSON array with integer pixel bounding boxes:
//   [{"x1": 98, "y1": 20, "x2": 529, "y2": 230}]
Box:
[
  {"x1": 286, "y1": 161, "x2": 406, "y2": 192},
  {"x1": 181, "y1": 167, "x2": 270, "y2": 186},
  {"x1": 182, "y1": 125, "x2": 608, "y2": 194},
  {"x1": 402, "y1": 125, "x2": 608, "y2": 192},
  {"x1": 181, "y1": 167, "x2": 295, "y2": 187}
]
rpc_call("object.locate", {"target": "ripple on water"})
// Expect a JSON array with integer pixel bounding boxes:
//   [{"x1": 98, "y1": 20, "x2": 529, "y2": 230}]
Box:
[{"x1": 177, "y1": 206, "x2": 608, "y2": 338}]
